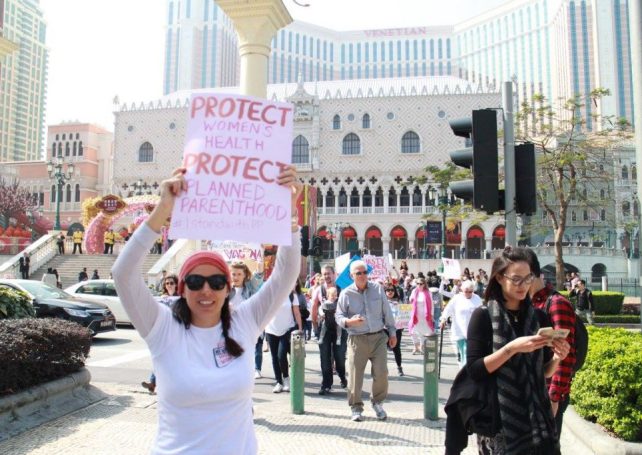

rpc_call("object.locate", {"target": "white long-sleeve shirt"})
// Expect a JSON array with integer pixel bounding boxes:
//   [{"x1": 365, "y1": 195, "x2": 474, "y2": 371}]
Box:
[
  {"x1": 112, "y1": 222, "x2": 300, "y2": 455},
  {"x1": 439, "y1": 293, "x2": 482, "y2": 342}
]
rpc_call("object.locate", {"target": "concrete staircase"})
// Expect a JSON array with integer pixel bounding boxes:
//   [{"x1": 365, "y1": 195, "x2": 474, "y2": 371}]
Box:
[{"x1": 29, "y1": 253, "x2": 161, "y2": 289}]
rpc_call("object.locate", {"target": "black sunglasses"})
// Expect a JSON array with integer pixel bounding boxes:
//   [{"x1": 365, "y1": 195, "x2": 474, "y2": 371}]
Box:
[{"x1": 184, "y1": 274, "x2": 228, "y2": 291}]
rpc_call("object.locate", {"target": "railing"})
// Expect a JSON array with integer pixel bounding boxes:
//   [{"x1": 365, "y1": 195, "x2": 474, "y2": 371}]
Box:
[
  {"x1": 318, "y1": 205, "x2": 441, "y2": 216},
  {"x1": 0, "y1": 233, "x2": 58, "y2": 279},
  {"x1": 518, "y1": 245, "x2": 628, "y2": 258},
  {"x1": 147, "y1": 238, "x2": 202, "y2": 286}
]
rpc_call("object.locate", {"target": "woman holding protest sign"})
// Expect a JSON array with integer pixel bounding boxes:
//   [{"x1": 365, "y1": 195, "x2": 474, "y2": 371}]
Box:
[{"x1": 112, "y1": 166, "x2": 302, "y2": 454}]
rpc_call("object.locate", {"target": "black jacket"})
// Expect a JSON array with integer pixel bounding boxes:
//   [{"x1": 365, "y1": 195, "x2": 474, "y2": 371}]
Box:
[{"x1": 445, "y1": 366, "x2": 500, "y2": 455}]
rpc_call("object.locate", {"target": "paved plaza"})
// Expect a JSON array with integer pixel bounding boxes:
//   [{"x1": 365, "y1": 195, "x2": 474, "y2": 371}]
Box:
[{"x1": 0, "y1": 329, "x2": 590, "y2": 454}]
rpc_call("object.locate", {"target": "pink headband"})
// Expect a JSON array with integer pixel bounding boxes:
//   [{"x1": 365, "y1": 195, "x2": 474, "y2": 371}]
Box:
[{"x1": 178, "y1": 251, "x2": 231, "y2": 294}]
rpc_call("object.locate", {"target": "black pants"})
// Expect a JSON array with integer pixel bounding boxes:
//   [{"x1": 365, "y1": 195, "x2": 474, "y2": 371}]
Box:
[
  {"x1": 555, "y1": 394, "x2": 570, "y2": 439},
  {"x1": 265, "y1": 331, "x2": 291, "y2": 385},
  {"x1": 20, "y1": 268, "x2": 29, "y2": 279},
  {"x1": 57, "y1": 243, "x2": 64, "y2": 254},
  {"x1": 391, "y1": 328, "x2": 403, "y2": 368},
  {"x1": 319, "y1": 328, "x2": 347, "y2": 389},
  {"x1": 104, "y1": 243, "x2": 113, "y2": 254},
  {"x1": 72, "y1": 243, "x2": 82, "y2": 254}
]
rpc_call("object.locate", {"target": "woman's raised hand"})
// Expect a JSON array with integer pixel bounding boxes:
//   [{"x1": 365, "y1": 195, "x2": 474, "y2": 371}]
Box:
[
  {"x1": 148, "y1": 168, "x2": 187, "y2": 233},
  {"x1": 276, "y1": 165, "x2": 303, "y2": 209}
]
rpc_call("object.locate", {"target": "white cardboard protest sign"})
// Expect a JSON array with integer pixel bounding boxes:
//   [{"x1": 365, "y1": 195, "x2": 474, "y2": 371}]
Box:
[
  {"x1": 363, "y1": 254, "x2": 391, "y2": 282},
  {"x1": 169, "y1": 93, "x2": 294, "y2": 245},
  {"x1": 441, "y1": 258, "x2": 462, "y2": 280}
]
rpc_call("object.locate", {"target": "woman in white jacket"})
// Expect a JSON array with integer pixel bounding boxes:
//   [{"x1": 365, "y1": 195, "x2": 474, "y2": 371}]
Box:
[
  {"x1": 439, "y1": 280, "x2": 482, "y2": 369},
  {"x1": 112, "y1": 167, "x2": 302, "y2": 455}
]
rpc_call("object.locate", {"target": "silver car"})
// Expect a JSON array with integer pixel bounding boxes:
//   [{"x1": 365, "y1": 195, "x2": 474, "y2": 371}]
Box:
[{"x1": 64, "y1": 279, "x2": 131, "y2": 325}]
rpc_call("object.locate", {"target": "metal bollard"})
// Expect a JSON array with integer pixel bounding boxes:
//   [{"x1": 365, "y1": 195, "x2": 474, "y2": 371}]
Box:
[
  {"x1": 423, "y1": 334, "x2": 439, "y2": 421},
  {"x1": 290, "y1": 329, "x2": 305, "y2": 414}
]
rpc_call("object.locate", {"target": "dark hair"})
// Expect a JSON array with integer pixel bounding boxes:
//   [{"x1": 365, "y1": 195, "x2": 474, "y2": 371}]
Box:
[
  {"x1": 483, "y1": 246, "x2": 532, "y2": 302},
  {"x1": 523, "y1": 248, "x2": 541, "y2": 275},
  {"x1": 293, "y1": 278, "x2": 302, "y2": 295},
  {"x1": 172, "y1": 297, "x2": 244, "y2": 357},
  {"x1": 579, "y1": 279, "x2": 586, "y2": 286},
  {"x1": 385, "y1": 286, "x2": 400, "y2": 300},
  {"x1": 163, "y1": 273, "x2": 179, "y2": 296}
]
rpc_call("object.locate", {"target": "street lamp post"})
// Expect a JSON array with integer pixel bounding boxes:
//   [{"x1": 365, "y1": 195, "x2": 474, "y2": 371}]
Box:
[
  {"x1": 430, "y1": 186, "x2": 450, "y2": 259},
  {"x1": 47, "y1": 158, "x2": 75, "y2": 231}
]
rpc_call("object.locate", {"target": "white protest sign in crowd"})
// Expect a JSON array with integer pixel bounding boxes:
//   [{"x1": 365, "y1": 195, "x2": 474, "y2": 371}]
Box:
[
  {"x1": 441, "y1": 258, "x2": 462, "y2": 280},
  {"x1": 169, "y1": 93, "x2": 294, "y2": 245},
  {"x1": 362, "y1": 254, "x2": 392, "y2": 282},
  {"x1": 208, "y1": 240, "x2": 263, "y2": 263}
]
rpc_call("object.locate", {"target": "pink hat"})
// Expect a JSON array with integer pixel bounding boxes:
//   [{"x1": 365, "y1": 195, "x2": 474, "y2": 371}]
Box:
[{"x1": 178, "y1": 251, "x2": 231, "y2": 294}]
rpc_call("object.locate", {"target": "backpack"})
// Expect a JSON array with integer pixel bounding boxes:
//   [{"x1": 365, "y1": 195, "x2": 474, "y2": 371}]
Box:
[
  {"x1": 545, "y1": 292, "x2": 588, "y2": 374},
  {"x1": 290, "y1": 293, "x2": 309, "y2": 321}
]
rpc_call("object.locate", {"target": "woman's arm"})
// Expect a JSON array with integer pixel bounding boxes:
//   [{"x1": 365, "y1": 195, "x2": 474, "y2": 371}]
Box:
[
  {"x1": 112, "y1": 169, "x2": 187, "y2": 338},
  {"x1": 292, "y1": 304, "x2": 303, "y2": 331}
]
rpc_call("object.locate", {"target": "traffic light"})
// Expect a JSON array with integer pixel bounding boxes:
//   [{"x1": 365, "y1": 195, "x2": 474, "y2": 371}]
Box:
[
  {"x1": 515, "y1": 142, "x2": 537, "y2": 215},
  {"x1": 312, "y1": 236, "x2": 322, "y2": 257},
  {"x1": 300, "y1": 225, "x2": 310, "y2": 257},
  {"x1": 448, "y1": 109, "x2": 500, "y2": 214}
]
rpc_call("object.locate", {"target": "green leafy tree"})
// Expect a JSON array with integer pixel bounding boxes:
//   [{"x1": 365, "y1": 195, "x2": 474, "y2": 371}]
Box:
[{"x1": 515, "y1": 89, "x2": 632, "y2": 288}]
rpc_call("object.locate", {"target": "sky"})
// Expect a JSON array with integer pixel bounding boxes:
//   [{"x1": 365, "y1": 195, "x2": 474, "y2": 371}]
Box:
[{"x1": 39, "y1": 0, "x2": 508, "y2": 130}]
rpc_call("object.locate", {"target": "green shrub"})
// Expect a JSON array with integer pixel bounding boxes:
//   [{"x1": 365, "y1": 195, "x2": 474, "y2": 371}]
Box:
[
  {"x1": 593, "y1": 315, "x2": 641, "y2": 324},
  {"x1": 572, "y1": 327, "x2": 642, "y2": 441},
  {"x1": 0, "y1": 287, "x2": 35, "y2": 319},
  {"x1": 0, "y1": 318, "x2": 91, "y2": 395},
  {"x1": 560, "y1": 290, "x2": 624, "y2": 315}
]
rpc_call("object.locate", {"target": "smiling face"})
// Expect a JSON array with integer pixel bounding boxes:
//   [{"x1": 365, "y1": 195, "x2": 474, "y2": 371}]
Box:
[
  {"x1": 182, "y1": 263, "x2": 230, "y2": 328},
  {"x1": 230, "y1": 267, "x2": 247, "y2": 287}
]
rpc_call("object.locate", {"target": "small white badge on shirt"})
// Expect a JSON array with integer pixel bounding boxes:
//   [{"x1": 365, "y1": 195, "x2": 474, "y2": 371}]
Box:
[{"x1": 213, "y1": 341, "x2": 234, "y2": 368}]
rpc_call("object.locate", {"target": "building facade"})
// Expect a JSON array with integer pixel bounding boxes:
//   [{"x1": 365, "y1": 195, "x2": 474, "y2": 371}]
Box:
[
  {"x1": 0, "y1": 0, "x2": 47, "y2": 162},
  {"x1": 3, "y1": 123, "x2": 113, "y2": 228},
  {"x1": 163, "y1": 0, "x2": 634, "y2": 125},
  {"x1": 115, "y1": 76, "x2": 506, "y2": 260}
]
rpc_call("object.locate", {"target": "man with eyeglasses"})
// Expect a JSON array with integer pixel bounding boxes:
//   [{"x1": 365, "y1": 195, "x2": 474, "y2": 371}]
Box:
[
  {"x1": 311, "y1": 264, "x2": 347, "y2": 395},
  {"x1": 336, "y1": 260, "x2": 397, "y2": 422},
  {"x1": 524, "y1": 248, "x2": 576, "y2": 439}
]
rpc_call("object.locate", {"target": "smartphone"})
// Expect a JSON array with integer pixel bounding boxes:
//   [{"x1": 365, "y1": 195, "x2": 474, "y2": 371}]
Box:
[{"x1": 537, "y1": 327, "x2": 570, "y2": 345}]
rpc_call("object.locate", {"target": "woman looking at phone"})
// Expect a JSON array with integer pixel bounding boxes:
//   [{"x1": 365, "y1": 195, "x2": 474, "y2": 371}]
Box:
[
  {"x1": 465, "y1": 246, "x2": 570, "y2": 455},
  {"x1": 112, "y1": 167, "x2": 302, "y2": 454}
]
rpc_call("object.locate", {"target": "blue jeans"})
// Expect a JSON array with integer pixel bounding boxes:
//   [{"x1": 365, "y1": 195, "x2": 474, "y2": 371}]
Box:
[
  {"x1": 319, "y1": 328, "x2": 347, "y2": 389},
  {"x1": 255, "y1": 334, "x2": 264, "y2": 372}
]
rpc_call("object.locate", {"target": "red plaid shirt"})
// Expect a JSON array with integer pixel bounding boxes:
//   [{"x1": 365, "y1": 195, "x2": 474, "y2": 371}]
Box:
[{"x1": 532, "y1": 284, "x2": 576, "y2": 401}]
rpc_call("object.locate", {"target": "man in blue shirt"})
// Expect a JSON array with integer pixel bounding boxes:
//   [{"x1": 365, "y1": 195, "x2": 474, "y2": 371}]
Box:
[{"x1": 336, "y1": 260, "x2": 397, "y2": 422}]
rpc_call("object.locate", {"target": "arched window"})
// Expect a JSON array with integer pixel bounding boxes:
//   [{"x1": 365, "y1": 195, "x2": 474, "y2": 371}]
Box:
[
  {"x1": 78, "y1": 141, "x2": 83, "y2": 156},
  {"x1": 583, "y1": 210, "x2": 588, "y2": 221},
  {"x1": 401, "y1": 131, "x2": 420, "y2": 153},
  {"x1": 138, "y1": 142, "x2": 154, "y2": 162},
  {"x1": 600, "y1": 189, "x2": 605, "y2": 199},
  {"x1": 622, "y1": 165, "x2": 629, "y2": 180},
  {"x1": 363, "y1": 187, "x2": 372, "y2": 206},
  {"x1": 51, "y1": 142, "x2": 56, "y2": 157},
  {"x1": 623, "y1": 201, "x2": 631, "y2": 217},
  {"x1": 600, "y1": 209, "x2": 606, "y2": 221},
  {"x1": 412, "y1": 186, "x2": 422, "y2": 206},
  {"x1": 632, "y1": 165, "x2": 637, "y2": 180},
  {"x1": 75, "y1": 184, "x2": 80, "y2": 202},
  {"x1": 400, "y1": 186, "x2": 410, "y2": 206},
  {"x1": 571, "y1": 211, "x2": 576, "y2": 222},
  {"x1": 57, "y1": 143, "x2": 62, "y2": 156},
  {"x1": 342, "y1": 133, "x2": 361, "y2": 155},
  {"x1": 634, "y1": 200, "x2": 639, "y2": 217},
  {"x1": 362, "y1": 113, "x2": 371, "y2": 129},
  {"x1": 292, "y1": 135, "x2": 309, "y2": 164},
  {"x1": 51, "y1": 185, "x2": 56, "y2": 202},
  {"x1": 388, "y1": 187, "x2": 397, "y2": 206},
  {"x1": 332, "y1": 114, "x2": 341, "y2": 130},
  {"x1": 325, "y1": 188, "x2": 335, "y2": 207},
  {"x1": 374, "y1": 187, "x2": 384, "y2": 207},
  {"x1": 350, "y1": 187, "x2": 360, "y2": 206},
  {"x1": 66, "y1": 184, "x2": 72, "y2": 202},
  {"x1": 65, "y1": 142, "x2": 70, "y2": 156},
  {"x1": 72, "y1": 141, "x2": 77, "y2": 156},
  {"x1": 338, "y1": 188, "x2": 347, "y2": 207}
]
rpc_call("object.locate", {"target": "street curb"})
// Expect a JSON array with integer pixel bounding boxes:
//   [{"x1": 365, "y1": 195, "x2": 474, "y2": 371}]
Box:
[
  {"x1": 0, "y1": 368, "x2": 107, "y2": 442},
  {"x1": 565, "y1": 406, "x2": 642, "y2": 455}
]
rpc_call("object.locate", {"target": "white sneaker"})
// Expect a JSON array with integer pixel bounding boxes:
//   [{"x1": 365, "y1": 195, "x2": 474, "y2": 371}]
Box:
[
  {"x1": 372, "y1": 402, "x2": 387, "y2": 420},
  {"x1": 282, "y1": 377, "x2": 290, "y2": 392},
  {"x1": 351, "y1": 410, "x2": 363, "y2": 422},
  {"x1": 254, "y1": 370, "x2": 262, "y2": 379},
  {"x1": 272, "y1": 382, "x2": 283, "y2": 393}
]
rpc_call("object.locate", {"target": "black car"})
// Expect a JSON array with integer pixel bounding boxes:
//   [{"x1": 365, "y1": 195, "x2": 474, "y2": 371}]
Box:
[{"x1": 0, "y1": 279, "x2": 116, "y2": 336}]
